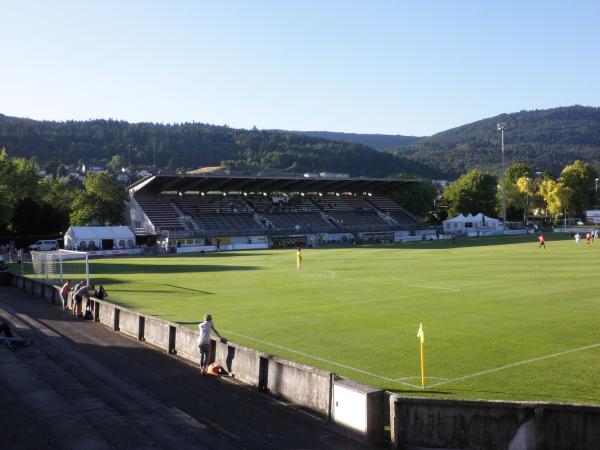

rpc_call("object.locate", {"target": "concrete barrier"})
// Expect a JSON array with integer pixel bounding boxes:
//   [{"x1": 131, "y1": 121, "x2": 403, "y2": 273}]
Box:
[
  {"x1": 0, "y1": 271, "x2": 11, "y2": 286},
  {"x1": 333, "y1": 378, "x2": 384, "y2": 444},
  {"x1": 543, "y1": 404, "x2": 600, "y2": 450},
  {"x1": 119, "y1": 309, "x2": 141, "y2": 339},
  {"x1": 24, "y1": 277, "x2": 33, "y2": 294},
  {"x1": 143, "y1": 316, "x2": 171, "y2": 352},
  {"x1": 175, "y1": 325, "x2": 200, "y2": 364},
  {"x1": 215, "y1": 340, "x2": 263, "y2": 387},
  {"x1": 98, "y1": 301, "x2": 118, "y2": 330},
  {"x1": 266, "y1": 355, "x2": 333, "y2": 416},
  {"x1": 389, "y1": 395, "x2": 600, "y2": 450}
]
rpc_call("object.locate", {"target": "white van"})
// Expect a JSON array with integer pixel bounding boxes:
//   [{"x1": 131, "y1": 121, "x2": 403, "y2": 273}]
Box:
[{"x1": 29, "y1": 240, "x2": 59, "y2": 251}]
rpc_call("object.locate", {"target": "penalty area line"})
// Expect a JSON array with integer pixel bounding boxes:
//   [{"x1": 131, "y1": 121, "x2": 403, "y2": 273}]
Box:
[
  {"x1": 427, "y1": 342, "x2": 600, "y2": 389},
  {"x1": 220, "y1": 329, "x2": 422, "y2": 389}
]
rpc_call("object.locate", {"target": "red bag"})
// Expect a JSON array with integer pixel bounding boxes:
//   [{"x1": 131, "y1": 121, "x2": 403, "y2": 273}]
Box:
[{"x1": 207, "y1": 362, "x2": 222, "y2": 375}]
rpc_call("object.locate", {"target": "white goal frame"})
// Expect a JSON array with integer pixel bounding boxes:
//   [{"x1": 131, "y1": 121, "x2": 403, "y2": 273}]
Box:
[{"x1": 31, "y1": 249, "x2": 90, "y2": 285}]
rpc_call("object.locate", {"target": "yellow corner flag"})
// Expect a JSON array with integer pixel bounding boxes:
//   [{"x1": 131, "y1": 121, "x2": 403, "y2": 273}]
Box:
[{"x1": 417, "y1": 323, "x2": 425, "y2": 388}]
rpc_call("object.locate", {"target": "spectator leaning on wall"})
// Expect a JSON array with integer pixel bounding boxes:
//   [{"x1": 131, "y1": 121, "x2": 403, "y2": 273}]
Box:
[{"x1": 198, "y1": 313, "x2": 225, "y2": 374}]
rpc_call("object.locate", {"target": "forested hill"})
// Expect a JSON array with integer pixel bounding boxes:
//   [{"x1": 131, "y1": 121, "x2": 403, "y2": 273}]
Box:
[
  {"x1": 289, "y1": 130, "x2": 423, "y2": 150},
  {"x1": 0, "y1": 114, "x2": 436, "y2": 178},
  {"x1": 387, "y1": 106, "x2": 600, "y2": 178}
]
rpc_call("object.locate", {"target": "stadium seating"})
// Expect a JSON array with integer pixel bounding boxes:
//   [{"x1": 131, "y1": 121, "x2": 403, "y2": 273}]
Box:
[
  {"x1": 133, "y1": 188, "x2": 424, "y2": 237},
  {"x1": 368, "y1": 195, "x2": 424, "y2": 229},
  {"x1": 134, "y1": 195, "x2": 185, "y2": 230}
]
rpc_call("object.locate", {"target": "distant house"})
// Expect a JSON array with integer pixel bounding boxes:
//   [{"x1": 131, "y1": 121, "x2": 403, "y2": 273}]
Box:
[
  {"x1": 87, "y1": 166, "x2": 105, "y2": 174},
  {"x1": 116, "y1": 173, "x2": 130, "y2": 183},
  {"x1": 137, "y1": 169, "x2": 152, "y2": 177},
  {"x1": 319, "y1": 172, "x2": 349, "y2": 179}
]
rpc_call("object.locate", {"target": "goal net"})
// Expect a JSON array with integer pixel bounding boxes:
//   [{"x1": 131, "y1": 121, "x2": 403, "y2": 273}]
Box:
[{"x1": 31, "y1": 250, "x2": 90, "y2": 285}]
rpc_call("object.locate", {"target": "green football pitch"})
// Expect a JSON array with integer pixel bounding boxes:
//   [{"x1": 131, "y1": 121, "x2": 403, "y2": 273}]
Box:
[{"x1": 88, "y1": 234, "x2": 600, "y2": 404}]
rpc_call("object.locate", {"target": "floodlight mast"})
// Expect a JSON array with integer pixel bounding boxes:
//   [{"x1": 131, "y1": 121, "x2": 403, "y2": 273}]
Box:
[{"x1": 497, "y1": 122, "x2": 507, "y2": 231}]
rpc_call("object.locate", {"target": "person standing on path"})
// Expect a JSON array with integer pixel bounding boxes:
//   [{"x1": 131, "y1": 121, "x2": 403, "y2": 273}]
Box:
[{"x1": 198, "y1": 313, "x2": 223, "y2": 373}]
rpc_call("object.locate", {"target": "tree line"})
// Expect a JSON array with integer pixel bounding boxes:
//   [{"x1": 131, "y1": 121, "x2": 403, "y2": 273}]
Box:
[
  {"x1": 0, "y1": 149, "x2": 126, "y2": 237},
  {"x1": 438, "y1": 160, "x2": 598, "y2": 223},
  {"x1": 0, "y1": 114, "x2": 436, "y2": 179},
  {"x1": 387, "y1": 106, "x2": 600, "y2": 178}
]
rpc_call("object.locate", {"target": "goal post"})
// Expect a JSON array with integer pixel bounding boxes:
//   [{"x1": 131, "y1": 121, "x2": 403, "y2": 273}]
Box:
[{"x1": 31, "y1": 250, "x2": 90, "y2": 285}]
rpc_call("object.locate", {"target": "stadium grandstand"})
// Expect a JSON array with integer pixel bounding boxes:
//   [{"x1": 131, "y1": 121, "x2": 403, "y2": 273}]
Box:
[{"x1": 128, "y1": 175, "x2": 431, "y2": 248}]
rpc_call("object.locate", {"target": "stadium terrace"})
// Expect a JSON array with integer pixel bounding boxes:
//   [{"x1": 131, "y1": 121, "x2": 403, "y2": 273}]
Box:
[{"x1": 128, "y1": 174, "x2": 433, "y2": 248}]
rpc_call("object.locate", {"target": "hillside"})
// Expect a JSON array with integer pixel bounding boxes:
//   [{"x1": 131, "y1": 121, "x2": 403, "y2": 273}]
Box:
[
  {"x1": 0, "y1": 114, "x2": 435, "y2": 178},
  {"x1": 387, "y1": 105, "x2": 600, "y2": 178},
  {"x1": 289, "y1": 130, "x2": 423, "y2": 150}
]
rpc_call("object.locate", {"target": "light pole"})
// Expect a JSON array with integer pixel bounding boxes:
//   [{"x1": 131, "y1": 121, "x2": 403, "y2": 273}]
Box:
[
  {"x1": 596, "y1": 178, "x2": 599, "y2": 208},
  {"x1": 497, "y1": 122, "x2": 507, "y2": 231}
]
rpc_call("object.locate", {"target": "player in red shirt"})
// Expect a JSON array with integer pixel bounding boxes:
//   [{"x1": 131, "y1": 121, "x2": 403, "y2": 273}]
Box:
[
  {"x1": 538, "y1": 234, "x2": 545, "y2": 249},
  {"x1": 586, "y1": 232, "x2": 592, "y2": 245}
]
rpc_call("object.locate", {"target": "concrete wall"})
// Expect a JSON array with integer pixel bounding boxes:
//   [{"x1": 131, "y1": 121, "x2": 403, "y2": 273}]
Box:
[
  {"x1": 143, "y1": 316, "x2": 171, "y2": 352},
  {"x1": 119, "y1": 309, "x2": 140, "y2": 339},
  {"x1": 215, "y1": 340, "x2": 263, "y2": 387},
  {"x1": 389, "y1": 395, "x2": 600, "y2": 450},
  {"x1": 98, "y1": 301, "x2": 118, "y2": 330},
  {"x1": 175, "y1": 325, "x2": 199, "y2": 364},
  {"x1": 543, "y1": 404, "x2": 600, "y2": 450},
  {"x1": 266, "y1": 355, "x2": 332, "y2": 415}
]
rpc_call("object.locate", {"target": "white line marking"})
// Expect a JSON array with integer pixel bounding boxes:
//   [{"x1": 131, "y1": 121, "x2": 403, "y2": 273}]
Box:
[
  {"x1": 329, "y1": 271, "x2": 336, "y2": 279},
  {"x1": 427, "y1": 342, "x2": 600, "y2": 389},
  {"x1": 409, "y1": 285, "x2": 460, "y2": 291},
  {"x1": 395, "y1": 376, "x2": 449, "y2": 382},
  {"x1": 220, "y1": 329, "x2": 423, "y2": 389}
]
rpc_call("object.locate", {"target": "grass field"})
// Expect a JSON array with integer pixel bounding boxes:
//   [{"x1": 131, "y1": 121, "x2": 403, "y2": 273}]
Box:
[{"x1": 87, "y1": 234, "x2": 600, "y2": 404}]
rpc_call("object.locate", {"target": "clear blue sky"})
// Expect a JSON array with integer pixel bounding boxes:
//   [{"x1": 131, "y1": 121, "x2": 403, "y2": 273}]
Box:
[{"x1": 2, "y1": 1, "x2": 599, "y2": 136}]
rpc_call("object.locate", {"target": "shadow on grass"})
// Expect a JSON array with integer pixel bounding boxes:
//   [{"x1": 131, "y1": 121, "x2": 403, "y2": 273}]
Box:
[
  {"x1": 90, "y1": 262, "x2": 260, "y2": 275},
  {"x1": 101, "y1": 286, "x2": 214, "y2": 295}
]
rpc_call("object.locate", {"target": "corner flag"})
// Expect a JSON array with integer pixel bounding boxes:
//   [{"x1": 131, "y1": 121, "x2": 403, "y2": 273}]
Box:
[{"x1": 417, "y1": 323, "x2": 425, "y2": 388}]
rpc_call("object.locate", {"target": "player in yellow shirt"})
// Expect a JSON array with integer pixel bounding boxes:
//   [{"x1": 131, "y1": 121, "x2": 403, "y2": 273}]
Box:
[{"x1": 296, "y1": 248, "x2": 303, "y2": 270}]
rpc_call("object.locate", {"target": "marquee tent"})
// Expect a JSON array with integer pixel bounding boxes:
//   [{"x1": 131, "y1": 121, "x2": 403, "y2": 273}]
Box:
[
  {"x1": 64, "y1": 226, "x2": 136, "y2": 251},
  {"x1": 442, "y1": 213, "x2": 502, "y2": 234}
]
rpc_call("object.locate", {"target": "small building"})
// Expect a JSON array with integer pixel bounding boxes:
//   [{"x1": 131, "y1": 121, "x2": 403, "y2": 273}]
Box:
[{"x1": 64, "y1": 226, "x2": 136, "y2": 251}]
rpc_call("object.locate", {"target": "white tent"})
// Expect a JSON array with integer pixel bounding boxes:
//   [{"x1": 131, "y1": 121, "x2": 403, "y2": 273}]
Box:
[
  {"x1": 443, "y1": 213, "x2": 502, "y2": 234},
  {"x1": 64, "y1": 226, "x2": 136, "y2": 250}
]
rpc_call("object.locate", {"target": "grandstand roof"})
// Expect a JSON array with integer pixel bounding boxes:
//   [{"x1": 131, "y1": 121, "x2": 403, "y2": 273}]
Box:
[{"x1": 130, "y1": 174, "x2": 417, "y2": 195}]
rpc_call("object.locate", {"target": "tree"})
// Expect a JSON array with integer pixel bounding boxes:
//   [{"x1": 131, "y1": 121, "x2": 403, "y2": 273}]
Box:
[
  {"x1": 442, "y1": 169, "x2": 498, "y2": 217},
  {"x1": 496, "y1": 163, "x2": 533, "y2": 221},
  {"x1": 106, "y1": 154, "x2": 124, "y2": 174},
  {"x1": 70, "y1": 173, "x2": 126, "y2": 226},
  {"x1": 505, "y1": 163, "x2": 532, "y2": 184},
  {"x1": 516, "y1": 176, "x2": 538, "y2": 222},
  {"x1": 558, "y1": 160, "x2": 597, "y2": 217},
  {"x1": 388, "y1": 180, "x2": 437, "y2": 220},
  {"x1": 0, "y1": 148, "x2": 42, "y2": 233},
  {"x1": 538, "y1": 179, "x2": 574, "y2": 221}
]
